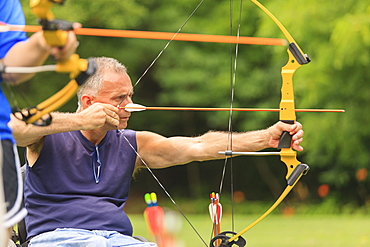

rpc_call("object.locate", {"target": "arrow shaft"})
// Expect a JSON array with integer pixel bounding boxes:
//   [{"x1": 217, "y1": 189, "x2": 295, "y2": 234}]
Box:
[
  {"x1": 121, "y1": 106, "x2": 344, "y2": 113},
  {"x1": 4, "y1": 24, "x2": 287, "y2": 46}
]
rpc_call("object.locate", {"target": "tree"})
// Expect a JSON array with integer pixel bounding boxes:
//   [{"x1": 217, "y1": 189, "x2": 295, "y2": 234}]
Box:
[{"x1": 12, "y1": 0, "x2": 370, "y2": 205}]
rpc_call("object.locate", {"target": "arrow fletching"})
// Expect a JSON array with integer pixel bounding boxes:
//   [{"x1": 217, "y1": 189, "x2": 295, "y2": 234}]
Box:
[{"x1": 122, "y1": 103, "x2": 146, "y2": 112}]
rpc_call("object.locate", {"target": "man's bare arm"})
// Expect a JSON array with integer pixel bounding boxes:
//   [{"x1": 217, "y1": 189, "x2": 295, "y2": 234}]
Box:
[
  {"x1": 135, "y1": 122, "x2": 304, "y2": 169},
  {"x1": 9, "y1": 103, "x2": 119, "y2": 147}
]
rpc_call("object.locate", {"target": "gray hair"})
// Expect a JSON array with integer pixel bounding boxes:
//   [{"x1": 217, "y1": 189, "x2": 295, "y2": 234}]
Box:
[{"x1": 76, "y1": 57, "x2": 127, "y2": 111}]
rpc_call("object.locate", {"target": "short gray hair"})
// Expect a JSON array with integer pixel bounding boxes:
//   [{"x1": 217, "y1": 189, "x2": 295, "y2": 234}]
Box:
[{"x1": 76, "y1": 57, "x2": 127, "y2": 111}]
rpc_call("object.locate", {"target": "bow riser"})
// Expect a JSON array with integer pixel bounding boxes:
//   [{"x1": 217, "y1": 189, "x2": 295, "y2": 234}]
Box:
[
  {"x1": 279, "y1": 50, "x2": 300, "y2": 122},
  {"x1": 56, "y1": 54, "x2": 89, "y2": 79},
  {"x1": 280, "y1": 148, "x2": 301, "y2": 181},
  {"x1": 278, "y1": 49, "x2": 301, "y2": 148},
  {"x1": 43, "y1": 30, "x2": 69, "y2": 47},
  {"x1": 279, "y1": 48, "x2": 303, "y2": 180}
]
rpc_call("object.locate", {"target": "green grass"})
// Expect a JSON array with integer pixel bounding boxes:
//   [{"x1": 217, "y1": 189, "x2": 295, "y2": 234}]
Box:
[{"x1": 130, "y1": 214, "x2": 370, "y2": 247}]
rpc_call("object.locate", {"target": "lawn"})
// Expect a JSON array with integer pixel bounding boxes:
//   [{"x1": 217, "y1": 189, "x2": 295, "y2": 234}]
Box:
[{"x1": 130, "y1": 214, "x2": 370, "y2": 247}]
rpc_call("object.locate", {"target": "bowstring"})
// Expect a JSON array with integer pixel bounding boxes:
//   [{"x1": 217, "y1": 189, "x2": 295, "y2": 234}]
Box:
[
  {"x1": 217, "y1": 0, "x2": 243, "y2": 234},
  {"x1": 2, "y1": 70, "x2": 52, "y2": 126},
  {"x1": 1, "y1": 59, "x2": 28, "y2": 109},
  {"x1": 1, "y1": 64, "x2": 34, "y2": 118}
]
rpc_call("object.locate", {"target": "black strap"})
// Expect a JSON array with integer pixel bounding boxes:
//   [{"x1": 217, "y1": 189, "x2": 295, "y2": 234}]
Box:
[
  {"x1": 20, "y1": 237, "x2": 32, "y2": 247},
  {"x1": 17, "y1": 164, "x2": 28, "y2": 245}
]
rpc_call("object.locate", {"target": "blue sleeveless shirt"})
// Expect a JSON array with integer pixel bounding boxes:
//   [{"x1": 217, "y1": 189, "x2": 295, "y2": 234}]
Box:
[{"x1": 24, "y1": 129, "x2": 137, "y2": 238}]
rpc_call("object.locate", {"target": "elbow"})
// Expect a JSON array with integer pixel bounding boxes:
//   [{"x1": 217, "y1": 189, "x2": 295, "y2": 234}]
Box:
[
  {"x1": 12, "y1": 131, "x2": 31, "y2": 147},
  {"x1": 13, "y1": 134, "x2": 43, "y2": 147},
  {"x1": 8, "y1": 115, "x2": 35, "y2": 146}
]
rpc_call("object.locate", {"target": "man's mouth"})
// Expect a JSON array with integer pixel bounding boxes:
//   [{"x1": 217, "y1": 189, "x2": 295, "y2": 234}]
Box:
[{"x1": 120, "y1": 115, "x2": 130, "y2": 120}]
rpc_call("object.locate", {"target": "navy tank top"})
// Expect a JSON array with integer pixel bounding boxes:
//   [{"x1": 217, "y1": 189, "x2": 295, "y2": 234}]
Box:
[{"x1": 24, "y1": 129, "x2": 137, "y2": 238}]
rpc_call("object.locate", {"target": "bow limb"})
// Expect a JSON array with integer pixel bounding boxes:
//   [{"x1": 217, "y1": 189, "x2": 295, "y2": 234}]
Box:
[
  {"x1": 249, "y1": 0, "x2": 306, "y2": 56},
  {"x1": 22, "y1": 57, "x2": 96, "y2": 125}
]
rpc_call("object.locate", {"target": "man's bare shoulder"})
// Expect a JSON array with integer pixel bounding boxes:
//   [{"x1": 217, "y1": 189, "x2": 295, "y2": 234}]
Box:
[{"x1": 136, "y1": 131, "x2": 165, "y2": 141}]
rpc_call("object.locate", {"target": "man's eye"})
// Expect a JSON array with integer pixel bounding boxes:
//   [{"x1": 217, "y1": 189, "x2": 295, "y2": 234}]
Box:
[{"x1": 118, "y1": 95, "x2": 128, "y2": 101}]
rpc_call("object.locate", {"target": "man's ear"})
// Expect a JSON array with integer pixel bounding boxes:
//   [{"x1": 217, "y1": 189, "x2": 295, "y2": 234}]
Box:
[{"x1": 80, "y1": 94, "x2": 94, "y2": 108}]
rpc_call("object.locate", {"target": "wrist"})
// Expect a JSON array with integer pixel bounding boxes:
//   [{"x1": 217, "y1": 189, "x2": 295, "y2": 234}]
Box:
[
  {"x1": 70, "y1": 112, "x2": 86, "y2": 130},
  {"x1": 262, "y1": 128, "x2": 272, "y2": 149},
  {"x1": 49, "y1": 112, "x2": 85, "y2": 131}
]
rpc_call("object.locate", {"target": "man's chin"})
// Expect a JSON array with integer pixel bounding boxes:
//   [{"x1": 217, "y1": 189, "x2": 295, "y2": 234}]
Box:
[{"x1": 117, "y1": 122, "x2": 128, "y2": 130}]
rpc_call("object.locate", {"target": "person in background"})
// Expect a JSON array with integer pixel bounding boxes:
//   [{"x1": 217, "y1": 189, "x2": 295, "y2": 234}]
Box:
[
  {"x1": 0, "y1": 0, "x2": 79, "y2": 244},
  {"x1": 9, "y1": 56, "x2": 304, "y2": 247}
]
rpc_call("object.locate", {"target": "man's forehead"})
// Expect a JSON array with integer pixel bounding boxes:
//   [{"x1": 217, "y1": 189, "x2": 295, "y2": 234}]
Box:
[{"x1": 102, "y1": 71, "x2": 132, "y2": 85}]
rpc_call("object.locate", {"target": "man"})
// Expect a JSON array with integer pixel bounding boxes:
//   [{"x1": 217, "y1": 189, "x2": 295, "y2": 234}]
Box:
[
  {"x1": 0, "y1": 0, "x2": 79, "y2": 244},
  {"x1": 10, "y1": 57, "x2": 304, "y2": 247}
]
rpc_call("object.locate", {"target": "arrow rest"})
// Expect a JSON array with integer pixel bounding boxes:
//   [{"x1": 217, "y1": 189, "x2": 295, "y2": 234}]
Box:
[{"x1": 210, "y1": 231, "x2": 246, "y2": 247}]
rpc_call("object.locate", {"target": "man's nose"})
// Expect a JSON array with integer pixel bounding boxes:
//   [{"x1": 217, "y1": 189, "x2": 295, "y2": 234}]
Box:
[
  {"x1": 126, "y1": 96, "x2": 133, "y2": 104},
  {"x1": 117, "y1": 96, "x2": 133, "y2": 108},
  {"x1": 120, "y1": 99, "x2": 134, "y2": 111}
]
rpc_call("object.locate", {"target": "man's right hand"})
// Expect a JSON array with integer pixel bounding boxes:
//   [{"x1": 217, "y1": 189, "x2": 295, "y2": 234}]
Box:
[{"x1": 77, "y1": 103, "x2": 120, "y2": 130}]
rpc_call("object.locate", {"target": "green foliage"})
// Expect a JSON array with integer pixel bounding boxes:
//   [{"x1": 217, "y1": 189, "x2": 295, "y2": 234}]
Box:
[{"x1": 9, "y1": 0, "x2": 370, "y2": 205}]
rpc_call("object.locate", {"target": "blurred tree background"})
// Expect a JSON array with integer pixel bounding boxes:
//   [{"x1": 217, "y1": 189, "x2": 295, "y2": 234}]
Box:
[{"x1": 6, "y1": 0, "x2": 370, "y2": 212}]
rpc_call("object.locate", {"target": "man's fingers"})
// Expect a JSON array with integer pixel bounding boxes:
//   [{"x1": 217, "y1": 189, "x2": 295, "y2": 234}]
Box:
[
  {"x1": 292, "y1": 141, "x2": 304, "y2": 151},
  {"x1": 103, "y1": 108, "x2": 119, "y2": 120},
  {"x1": 106, "y1": 115, "x2": 119, "y2": 127},
  {"x1": 73, "y1": 22, "x2": 82, "y2": 29},
  {"x1": 292, "y1": 129, "x2": 304, "y2": 140}
]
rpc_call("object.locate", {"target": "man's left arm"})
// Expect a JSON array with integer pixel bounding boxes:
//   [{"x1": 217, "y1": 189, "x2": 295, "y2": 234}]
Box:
[{"x1": 135, "y1": 122, "x2": 303, "y2": 169}]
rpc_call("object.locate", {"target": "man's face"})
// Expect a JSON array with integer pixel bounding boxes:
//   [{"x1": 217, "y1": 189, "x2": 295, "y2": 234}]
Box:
[{"x1": 92, "y1": 71, "x2": 134, "y2": 129}]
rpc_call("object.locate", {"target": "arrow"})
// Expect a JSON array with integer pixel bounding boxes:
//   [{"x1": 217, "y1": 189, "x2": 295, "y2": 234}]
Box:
[
  {"x1": 121, "y1": 103, "x2": 345, "y2": 113},
  {"x1": 1, "y1": 24, "x2": 288, "y2": 46},
  {"x1": 144, "y1": 192, "x2": 165, "y2": 247},
  {"x1": 209, "y1": 192, "x2": 222, "y2": 246}
]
